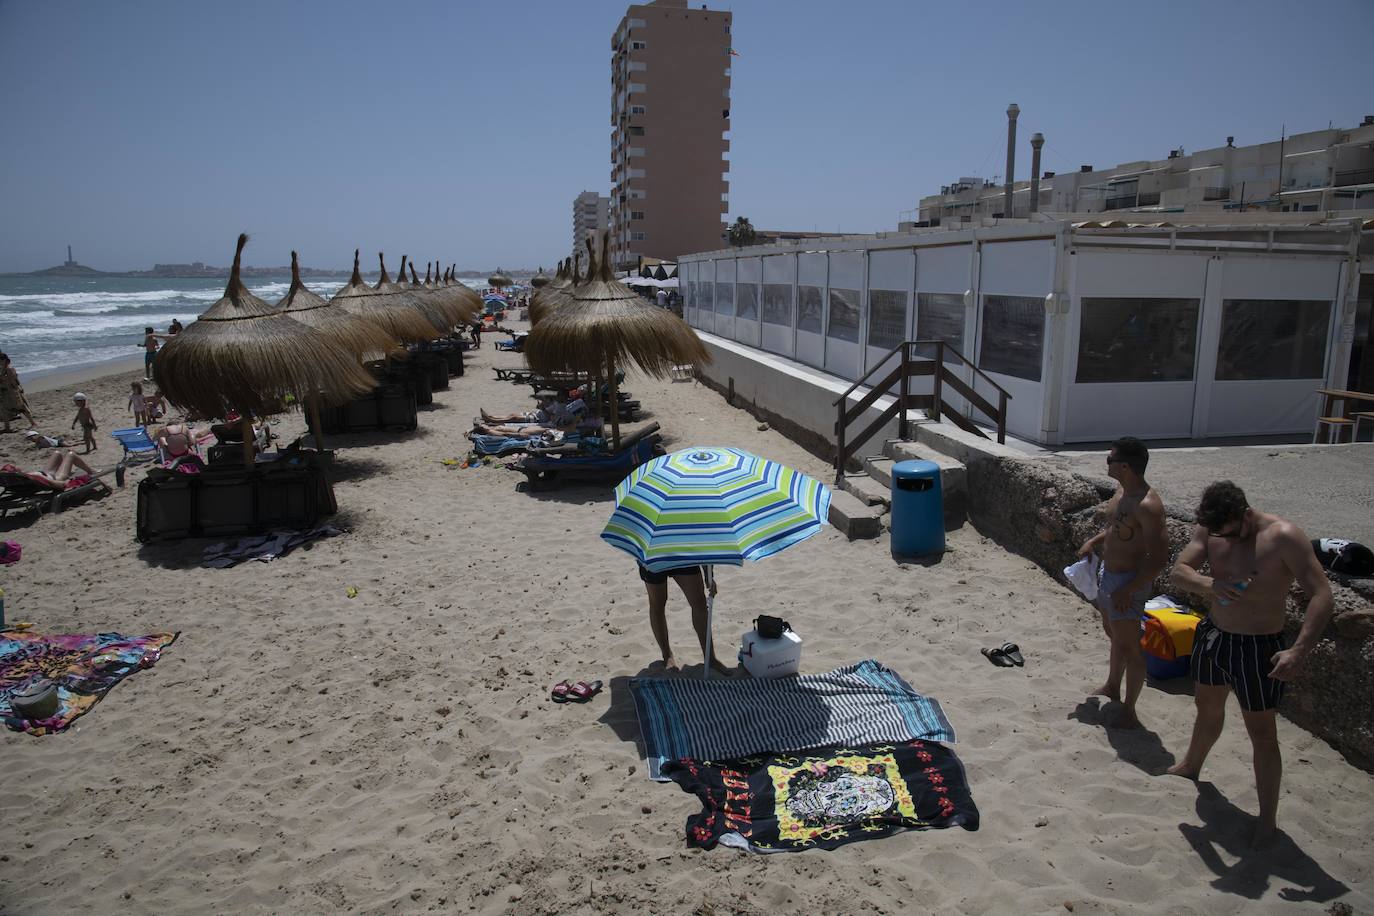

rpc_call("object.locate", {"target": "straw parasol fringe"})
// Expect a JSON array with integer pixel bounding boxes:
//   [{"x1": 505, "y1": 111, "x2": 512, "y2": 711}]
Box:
[
  {"x1": 156, "y1": 234, "x2": 377, "y2": 462},
  {"x1": 530, "y1": 266, "x2": 551, "y2": 289},
  {"x1": 529, "y1": 257, "x2": 577, "y2": 327},
  {"x1": 276, "y1": 251, "x2": 398, "y2": 359},
  {"x1": 331, "y1": 249, "x2": 438, "y2": 343},
  {"x1": 525, "y1": 232, "x2": 711, "y2": 447},
  {"x1": 377, "y1": 253, "x2": 448, "y2": 334}
]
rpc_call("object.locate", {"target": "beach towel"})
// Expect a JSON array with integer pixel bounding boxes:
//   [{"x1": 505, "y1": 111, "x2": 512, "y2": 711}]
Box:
[
  {"x1": 201, "y1": 524, "x2": 344, "y2": 568},
  {"x1": 1, "y1": 631, "x2": 178, "y2": 736},
  {"x1": 467, "y1": 434, "x2": 553, "y2": 456},
  {"x1": 661, "y1": 739, "x2": 978, "y2": 852},
  {"x1": 630, "y1": 660, "x2": 954, "y2": 780}
]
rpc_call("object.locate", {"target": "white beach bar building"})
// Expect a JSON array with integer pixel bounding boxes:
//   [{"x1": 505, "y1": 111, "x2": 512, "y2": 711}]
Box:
[{"x1": 678, "y1": 213, "x2": 1369, "y2": 446}]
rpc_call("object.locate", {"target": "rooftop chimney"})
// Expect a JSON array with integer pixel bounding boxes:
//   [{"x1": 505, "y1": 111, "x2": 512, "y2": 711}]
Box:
[
  {"x1": 1029, "y1": 132, "x2": 1044, "y2": 214},
  {"x1": 1003, "y1": 103, "x2": 1020, "y2": 218}
]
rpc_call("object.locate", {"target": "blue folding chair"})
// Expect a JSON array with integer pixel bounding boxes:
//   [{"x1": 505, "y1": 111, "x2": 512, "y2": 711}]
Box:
[{"x1": 110, "y1": 427, "x2": 160, "y2": 463}]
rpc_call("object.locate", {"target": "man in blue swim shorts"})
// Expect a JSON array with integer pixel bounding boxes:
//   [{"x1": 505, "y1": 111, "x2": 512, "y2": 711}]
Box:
[
  {"x1": 1077, "y1": 437, "x2": 1169, "y2": 729},
  {"x1": 1168, "y1": 481, "x2": 1333, "y2": 848}
]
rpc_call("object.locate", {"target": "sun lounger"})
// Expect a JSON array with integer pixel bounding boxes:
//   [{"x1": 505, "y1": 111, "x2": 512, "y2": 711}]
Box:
[
  {"x1": 516, "y1": 423, "x2": 661, "y2": 491},
  {"x1": 110, "y1": 427, "x2": 161, "y2": 463},
  {"x1": 0, "y1": 463, "x2": 126, "y2": 518}
]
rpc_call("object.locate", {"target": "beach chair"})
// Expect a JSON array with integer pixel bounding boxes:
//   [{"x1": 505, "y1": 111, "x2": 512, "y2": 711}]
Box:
[
  {"x1": 0, "y1": 463, "x2": 126, "y2": 518},
  {"x1": 517, "y1": 423, "x2": 661, "y2": 491},
  {"x1": 111, "y1": 427, "x2": 161, "y2": 463}
]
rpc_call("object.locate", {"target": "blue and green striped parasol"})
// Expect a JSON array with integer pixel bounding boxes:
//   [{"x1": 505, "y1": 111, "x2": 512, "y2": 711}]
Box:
[{"x1": 601, "y1": 447, "x2": 831, "y2": 573}]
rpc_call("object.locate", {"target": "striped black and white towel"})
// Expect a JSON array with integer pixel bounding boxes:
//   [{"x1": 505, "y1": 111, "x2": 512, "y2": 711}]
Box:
[{"x1": 629, "y1": 660, "x2": 954, "y2": 780}]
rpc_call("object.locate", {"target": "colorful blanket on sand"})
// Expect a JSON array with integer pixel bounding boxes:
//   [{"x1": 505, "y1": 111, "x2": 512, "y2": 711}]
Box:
[
  {"x1": 629, "y1": 660, "x2": 954, "y2": 779},
  {"x1": 1, "y1": 631, "x2": 178, "y2": 735},
  {"x1": 662, "y1": 740, "x2": 979, "y2": 852}
]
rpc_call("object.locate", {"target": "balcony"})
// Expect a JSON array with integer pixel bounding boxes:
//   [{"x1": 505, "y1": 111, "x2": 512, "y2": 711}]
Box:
[
  {"x1": 1103, "y1": 192, "x2": 1161, "y2": 210},
  {"x1": 1335, "y1": 167, "x2": 1374, "y2": 187}
]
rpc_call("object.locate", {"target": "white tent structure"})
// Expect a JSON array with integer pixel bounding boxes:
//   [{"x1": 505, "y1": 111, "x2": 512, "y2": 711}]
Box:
[{"x1": 678, "y1": 213, "x2": 1369, "y2": 444}]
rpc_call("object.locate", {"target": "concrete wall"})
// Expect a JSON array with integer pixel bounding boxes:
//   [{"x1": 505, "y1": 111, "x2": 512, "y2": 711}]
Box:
[
  {"x1": 963, "y1": 452, "x2": 1374, "y2": 770},
  {"x1": 696, "y1": 333, "x2": 907, "y2": 468}
]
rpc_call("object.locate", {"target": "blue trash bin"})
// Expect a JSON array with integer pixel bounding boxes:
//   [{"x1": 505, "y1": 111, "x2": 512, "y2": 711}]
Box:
[{"x1": 890, "y1": 459, "x2": 944, "y2": 556}]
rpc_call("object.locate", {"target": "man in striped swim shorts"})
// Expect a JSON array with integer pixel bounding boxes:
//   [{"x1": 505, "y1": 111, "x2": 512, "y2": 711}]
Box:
[{"x1": 1167, "y1": 481, "x2": 1333, "y2": 848}]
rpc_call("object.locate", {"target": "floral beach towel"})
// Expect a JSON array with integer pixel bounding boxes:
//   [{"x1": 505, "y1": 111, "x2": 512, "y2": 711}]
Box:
[
  {"x1": 1, "y1": 630, "x2": 178, "y2": 736},
  {"x1": 661, "y1": 740, "x2": 978, "y2": 853}
]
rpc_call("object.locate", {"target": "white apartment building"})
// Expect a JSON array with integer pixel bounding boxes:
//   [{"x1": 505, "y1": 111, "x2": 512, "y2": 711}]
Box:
[
  {"x1": 914, "y1": 117, "x2": 1374, "y2": 226},
  {"x1": 573, "y1": 191, "x2": 610, "y2": 256}
]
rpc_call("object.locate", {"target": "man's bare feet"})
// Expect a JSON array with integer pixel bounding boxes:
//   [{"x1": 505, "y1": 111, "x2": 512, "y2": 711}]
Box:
[
  {"x1": 661, "y1": 654, "x2": 681, "y2": 672},
  {"x1": 1166, "y1": 761, "x2": 1200, "y2": 779},
  {"x1": 1093, "y1": 684, "x2": 1121, "y2": 702},
  {"x1": 1110, "y1": 709, "x2": 1143, "y2": 730}
]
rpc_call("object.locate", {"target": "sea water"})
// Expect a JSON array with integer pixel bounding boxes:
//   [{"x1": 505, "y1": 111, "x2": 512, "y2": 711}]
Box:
[{"x1": 0, "y1": 275, "x2": 484, "y2": 378}]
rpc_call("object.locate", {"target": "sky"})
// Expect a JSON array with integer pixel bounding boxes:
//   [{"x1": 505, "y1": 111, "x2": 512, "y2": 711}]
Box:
[{"x1": 1, "y1": 0, "x2": 1371, "y2": 273}]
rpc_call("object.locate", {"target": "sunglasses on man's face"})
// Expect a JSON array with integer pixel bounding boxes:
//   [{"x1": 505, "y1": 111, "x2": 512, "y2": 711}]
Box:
[{"x1": 1208, "y1": 523, "x2": 1244, "y2": 539}]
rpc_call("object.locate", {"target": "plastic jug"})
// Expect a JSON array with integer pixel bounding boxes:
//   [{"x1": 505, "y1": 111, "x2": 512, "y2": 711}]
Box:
[{"x1": 739, "y1": 629, "x2": 802, "y2": 679}]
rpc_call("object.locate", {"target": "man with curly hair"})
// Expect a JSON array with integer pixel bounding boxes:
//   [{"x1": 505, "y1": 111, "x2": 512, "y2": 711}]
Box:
[{"x1": 1168, "y1": 480, "x2": 1333, "y2": 848}]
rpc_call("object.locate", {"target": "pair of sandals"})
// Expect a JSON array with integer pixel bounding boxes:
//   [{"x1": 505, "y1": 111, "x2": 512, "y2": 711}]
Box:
[
  {"x1": 551, "y1": 680, "x2": 603, "y2": 703},
  {"x1": 981, "y1": 642, "x2": 1025, "y2": 668}
]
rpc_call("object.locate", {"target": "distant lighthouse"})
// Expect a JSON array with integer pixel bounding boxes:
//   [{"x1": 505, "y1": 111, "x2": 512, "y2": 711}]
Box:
[{"x1": 64, "y1": 245, "x2": 77, "y2": 268}]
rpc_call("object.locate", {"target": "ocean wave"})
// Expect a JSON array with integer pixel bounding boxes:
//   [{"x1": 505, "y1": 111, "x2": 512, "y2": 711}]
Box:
[{"x1": 1, "y1": 312, "x2": 186, "y2": 340}]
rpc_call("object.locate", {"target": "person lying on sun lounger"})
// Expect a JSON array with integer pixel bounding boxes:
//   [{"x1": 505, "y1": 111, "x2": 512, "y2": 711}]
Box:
[
  {"x1": 473, "y1": 400, "x2": 596, "y2": 438},
  {"x1": 29, "y1": 450, "x2": 97, "y2": 484},
  {"x1": 479, "y1": 395, "x2": 576, "y2": 426}
]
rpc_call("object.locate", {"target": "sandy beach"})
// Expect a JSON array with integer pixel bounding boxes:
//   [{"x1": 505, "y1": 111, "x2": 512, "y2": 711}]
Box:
[{"x1": 1, "y1": 329, "x2": 1371, "y2": 915}]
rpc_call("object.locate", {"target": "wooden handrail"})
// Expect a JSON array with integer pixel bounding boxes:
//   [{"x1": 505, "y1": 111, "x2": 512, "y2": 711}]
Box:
[{"x1": 833, "y1": 338, "x2": 1012, "y2": 483}]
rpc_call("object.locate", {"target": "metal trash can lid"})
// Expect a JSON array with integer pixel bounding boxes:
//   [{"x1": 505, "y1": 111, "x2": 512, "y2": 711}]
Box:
[{"x1": 891, "y1": 459, "x2": 940, "y2": 479}]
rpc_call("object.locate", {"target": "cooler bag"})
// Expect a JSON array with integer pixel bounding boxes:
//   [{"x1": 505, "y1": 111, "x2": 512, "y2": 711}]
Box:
[{"x1": 1140, "y1": 606, "x2": 1201, "y2": 679}]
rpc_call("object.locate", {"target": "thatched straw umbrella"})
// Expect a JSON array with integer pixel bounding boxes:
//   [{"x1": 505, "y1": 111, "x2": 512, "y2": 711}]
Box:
[
  {"x1": 525, "y1": 232, "x2": 710, "y2": 449},
  {"x1": 447, "y1": 265, "x2": 484, "y2": 316},
  {"x1": 156, "y1": 234, "x2": 376, "y2": 465},
  {"x1": 378, "y1": 254, "x2": 447, "y2": 334},
  {"x1": 528, "y1": 257, "x2": 579, "y2": 327},
  {"x1": 529, "y1": 267, "x2": 551, "y2": 289},
  {"x1": 431, "y1": 262, "x2": 479, "y2": 327},
  {"x1": 331, "y1": 250, "x2": 437, "y2": 343},
  {"x1": 275, "y1": 251, "x2": 399, "y2": 447},
  {"x1": 488, "y1": 269, "x2": 513, "y2": 288}
]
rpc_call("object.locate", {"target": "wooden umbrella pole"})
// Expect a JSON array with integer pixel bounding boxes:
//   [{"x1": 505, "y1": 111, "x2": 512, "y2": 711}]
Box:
[
  {"x1": 606, "y1": 355, "x2": 621, "y2": 450},
  {"x1": 240, "y1": 414, "x2": 255, "y2": 468},
  {"x1": 308, "y1": 394, "x2": 327, "y2": 451}
]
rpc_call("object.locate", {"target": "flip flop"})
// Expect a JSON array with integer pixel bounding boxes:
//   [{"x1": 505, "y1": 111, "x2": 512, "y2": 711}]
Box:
[
  {"x1": 1000, "y1": 643, "x2": 1025, "y2": 667},
  {"x1": 981, "y1": 646, "x2": 1013, "y2": 668},
  {"x1": 567, "y1": 680, "x2": 603, "y2": 702},
  {"x1": 551, "y1": 680, "x2": 571, "y2": 703}
]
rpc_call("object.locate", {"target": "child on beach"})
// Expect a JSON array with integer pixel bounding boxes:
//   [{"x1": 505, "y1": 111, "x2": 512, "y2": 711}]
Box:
[
  {"x1": 146, "y1": 389, "x2": 167, "y2": 421},
  {"x1": 129, "y1": 382, "x2": 150, "y2": 428},
  {"x1": 141, "y1": 327, "x2": 162, "y2": 381},
  {"x1": 70, "y1": 393, "x2": 98, "y2": 453}
]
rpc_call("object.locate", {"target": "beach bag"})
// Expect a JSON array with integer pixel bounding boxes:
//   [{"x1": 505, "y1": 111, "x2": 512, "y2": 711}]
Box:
[
  {"x1": 0, "y1": 540, "x2": 20, "y2": 565},
  {"x1": 1140, "y1": 606, "x2": 1201, "y2": 661},
  {"x1": 1311, "y1": 539, "x2": 1374, "y2": 576},
  {"x1": 1063, "y1": 555, "x2": 1099, "y2": 601},
  {"x1": 755, "y1": 614, "x2": 792, "y2": 640}
]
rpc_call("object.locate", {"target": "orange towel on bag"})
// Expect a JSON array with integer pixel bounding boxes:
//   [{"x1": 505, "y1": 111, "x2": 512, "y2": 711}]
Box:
[{"x1": 1140, "y1": 607, "x2": 1201, "y2": 660}]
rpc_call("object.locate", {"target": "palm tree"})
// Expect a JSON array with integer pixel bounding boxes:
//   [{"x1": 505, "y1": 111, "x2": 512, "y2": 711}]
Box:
[{"x1": 727, "y1": 216, "x2": 757, "y2": 248}]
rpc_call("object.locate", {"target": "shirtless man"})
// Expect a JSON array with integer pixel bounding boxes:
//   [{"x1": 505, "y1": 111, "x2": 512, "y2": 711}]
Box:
[
  {"x1": 1167, "y1": 480, "x2": 1333, "y2": 848},
  {"x1": 1077, "y1": 436, "x2": 1168, "y2": 728}
]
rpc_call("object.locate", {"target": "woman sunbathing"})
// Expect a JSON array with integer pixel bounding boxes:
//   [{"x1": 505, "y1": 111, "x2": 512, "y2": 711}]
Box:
[
  {"x1": 31, "y1": 450, "x2": 96, "y2": 484},
  {"x1": 153, "y1": 421, "x2": 203, "y2": 460}
]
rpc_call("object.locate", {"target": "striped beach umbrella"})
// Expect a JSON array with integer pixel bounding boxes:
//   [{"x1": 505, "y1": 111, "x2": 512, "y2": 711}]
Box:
[
  {"x1": 602, "y1": 446, "x2": 831, "y2": 678},
  {"x1": 602, "y1": 447, "x2": 831, "y2": 572}
]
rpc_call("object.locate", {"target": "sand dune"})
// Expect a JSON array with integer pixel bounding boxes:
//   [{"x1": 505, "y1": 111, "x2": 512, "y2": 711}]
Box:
[{"x1": 1, "y1": 329, "x2": 1371, "y2": 914}]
